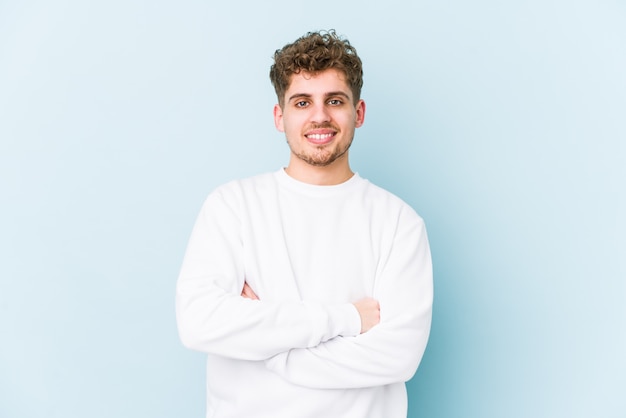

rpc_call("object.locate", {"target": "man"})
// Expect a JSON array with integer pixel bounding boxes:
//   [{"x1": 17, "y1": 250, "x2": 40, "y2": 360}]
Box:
[{"x1": 176, "y1": 30, "x2": 433, "y2": 418}]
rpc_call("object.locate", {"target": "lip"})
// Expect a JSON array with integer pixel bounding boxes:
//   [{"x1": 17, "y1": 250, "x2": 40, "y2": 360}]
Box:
[{"x1": 305, "y1": 129, "x2": 336, "y2": 145}]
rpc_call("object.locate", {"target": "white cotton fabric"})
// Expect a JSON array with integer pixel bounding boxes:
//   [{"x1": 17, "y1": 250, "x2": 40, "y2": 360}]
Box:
[{"x1": 176, "y1": 168, "x2": 433, "y2": 418}]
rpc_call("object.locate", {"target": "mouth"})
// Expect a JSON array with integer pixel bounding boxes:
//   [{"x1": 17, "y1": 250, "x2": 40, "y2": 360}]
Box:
[{"x1": 305, "y1": 129, "x2": 337, "y2": 145}]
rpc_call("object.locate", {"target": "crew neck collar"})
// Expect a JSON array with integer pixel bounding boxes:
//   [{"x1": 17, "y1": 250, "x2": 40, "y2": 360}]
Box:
[{"x1": 274, "y1": 168, "x2": 362, "y2": 197}]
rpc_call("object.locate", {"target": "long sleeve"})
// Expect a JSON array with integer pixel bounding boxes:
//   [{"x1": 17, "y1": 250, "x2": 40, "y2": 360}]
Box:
[
  {"x1": 265, "y1": 208, "x2": 433, "y2": 388},
  {"x1": 175, "y1": 187, "x2": 361, "y2": 361}
]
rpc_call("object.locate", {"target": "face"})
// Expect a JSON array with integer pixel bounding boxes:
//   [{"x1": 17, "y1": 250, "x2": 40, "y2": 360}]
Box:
[{"x1": 274, "y1": 68, "x2": 365, "y2": 168}]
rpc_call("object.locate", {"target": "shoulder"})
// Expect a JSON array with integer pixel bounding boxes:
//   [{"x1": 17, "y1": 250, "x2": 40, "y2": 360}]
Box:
[
  {"x1": 359, "y1": 177, "x2": 425, "y2": 225},
  {"x1": 212, "y1": 171, "x2": 276, "y2": 194},
  {"x1": 204, "y1": 171, "x2": 278, "y2": 207}
]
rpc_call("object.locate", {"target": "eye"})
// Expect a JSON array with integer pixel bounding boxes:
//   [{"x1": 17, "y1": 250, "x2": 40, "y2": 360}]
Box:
[
  {"x1": 295, "y1": 100, "x2": 309, "y2": 108},
  {"x1": 328, "y1": 99, "x2": 343, "y2": 106}
]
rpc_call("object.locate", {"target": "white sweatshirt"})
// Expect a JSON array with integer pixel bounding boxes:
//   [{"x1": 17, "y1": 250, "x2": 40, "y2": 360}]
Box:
[{"x1": 176, "y1": 169, "x2": 433, "y2": 418}]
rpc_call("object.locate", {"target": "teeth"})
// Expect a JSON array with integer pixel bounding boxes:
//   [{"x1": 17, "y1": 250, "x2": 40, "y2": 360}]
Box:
[{"x1": 307, "y1": 133, "x2": 333, "y2": 140}]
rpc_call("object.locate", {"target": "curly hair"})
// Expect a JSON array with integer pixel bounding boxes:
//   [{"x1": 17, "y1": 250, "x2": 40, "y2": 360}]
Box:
[{"x1": 269, "y1": 30, "x2": 363, "y2": 106}]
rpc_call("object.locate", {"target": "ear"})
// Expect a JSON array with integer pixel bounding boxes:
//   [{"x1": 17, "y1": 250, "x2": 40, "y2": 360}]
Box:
[
  {"x1": 273, "y1": 104, "x2": 285, "y2": 132},
  {"x1": 355, "y1": 99, "x2": 366, "y2": 128}
]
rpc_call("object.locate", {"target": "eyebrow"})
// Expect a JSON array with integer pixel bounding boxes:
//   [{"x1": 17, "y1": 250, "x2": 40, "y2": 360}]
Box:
[{"x1": 287, "y1": 91, "x2": 351, "y2": 103}]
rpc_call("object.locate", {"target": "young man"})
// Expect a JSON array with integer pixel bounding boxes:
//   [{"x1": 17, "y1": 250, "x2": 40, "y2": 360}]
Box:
[{"x1": 176, "y1": 30, "x2": 433, "y2": 418}]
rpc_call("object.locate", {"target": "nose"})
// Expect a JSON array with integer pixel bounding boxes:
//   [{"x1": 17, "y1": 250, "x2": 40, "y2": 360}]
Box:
[{"x1": 310, "y1": 103, "x2": 331, "y2": 124}]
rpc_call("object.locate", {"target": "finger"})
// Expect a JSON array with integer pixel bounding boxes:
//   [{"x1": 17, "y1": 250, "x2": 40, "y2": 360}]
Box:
[{"x1": 242, "y1": 283, "x2": 259, "y2": 300}]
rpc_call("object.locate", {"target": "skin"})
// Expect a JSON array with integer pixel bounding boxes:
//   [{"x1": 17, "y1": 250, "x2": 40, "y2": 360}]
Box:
[
  {"x1": 274, "y1": 68, "x2": 366, "y2": 186},
  {"x1": 241, "y1": 68, "x2": 380, "y2": 334}
]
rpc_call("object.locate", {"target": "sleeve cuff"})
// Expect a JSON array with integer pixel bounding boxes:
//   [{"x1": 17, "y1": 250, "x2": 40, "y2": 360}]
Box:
[{"x1": 328, "y1": 303, "x2": 361, "y2": 338}]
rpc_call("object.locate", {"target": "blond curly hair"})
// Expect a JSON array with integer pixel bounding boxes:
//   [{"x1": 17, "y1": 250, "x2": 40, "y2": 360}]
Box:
[{"x1": 269, "y1": 30, "x2": 363, "y2": 106}]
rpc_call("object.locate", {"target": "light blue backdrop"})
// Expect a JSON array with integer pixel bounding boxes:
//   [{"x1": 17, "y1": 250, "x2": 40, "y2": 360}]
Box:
[{"x1": 1, "y1": 0, "x2": 624, "y2": 417}]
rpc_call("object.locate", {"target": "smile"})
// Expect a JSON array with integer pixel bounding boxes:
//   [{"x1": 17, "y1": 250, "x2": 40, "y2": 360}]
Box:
[
  {"x1": 304, "y1": 129, "x2": 337, "y2": 145},
  {"x1": 306, "y1": 133, "x2": 334, "y2": 141}
]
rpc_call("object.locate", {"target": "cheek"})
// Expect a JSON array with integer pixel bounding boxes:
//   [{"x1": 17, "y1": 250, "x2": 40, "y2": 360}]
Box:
[
  {"x1": 338, "y1": 114, "x2": 356, "y2": 129},
  {"x1": 284, "y1": 115, "x2": 304, "y2": 134}
]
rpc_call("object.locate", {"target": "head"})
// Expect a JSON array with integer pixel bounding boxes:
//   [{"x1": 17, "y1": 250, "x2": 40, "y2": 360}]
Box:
[{"x1": 269, "y1": 30, "x2": 363, "y2": 108}]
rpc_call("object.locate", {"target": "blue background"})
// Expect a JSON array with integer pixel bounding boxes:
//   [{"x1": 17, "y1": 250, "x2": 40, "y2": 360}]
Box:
[{"x1": 1, "y1": 1, "x2": 624, "y2": 417}]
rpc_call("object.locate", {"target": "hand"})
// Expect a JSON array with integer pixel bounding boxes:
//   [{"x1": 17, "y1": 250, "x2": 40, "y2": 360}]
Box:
[
  {"x1": 241, "y1": 282, "x2": 259, "y2": 300},
  {"x1": 352, "y1": 297, "x2": 380, "y2": 333}
]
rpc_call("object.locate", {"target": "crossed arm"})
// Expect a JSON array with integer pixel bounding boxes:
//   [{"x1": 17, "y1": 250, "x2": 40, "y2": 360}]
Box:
[
  {"x1": 241, "y1": 210, "x2": 431, "y2": 389},
  {"x1": 242, "y1": 282, "x2": 381, "y2": 334},
  {"x1": 235, "y1": 215, "x2": 432, "y2": 389},
  {"x1": 177, "y1": 191, "x2": 433, "y2": 389}
]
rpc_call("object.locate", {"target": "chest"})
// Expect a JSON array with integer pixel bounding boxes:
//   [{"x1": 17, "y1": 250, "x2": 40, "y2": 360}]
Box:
[{"x1": 241, "y1": 191, "x2": 390, "y2": 303}]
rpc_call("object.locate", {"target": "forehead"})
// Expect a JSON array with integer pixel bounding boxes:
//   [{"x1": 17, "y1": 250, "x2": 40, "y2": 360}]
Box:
[{"x1": 285, "y1": 68, "x2": 351, "y2": 97}]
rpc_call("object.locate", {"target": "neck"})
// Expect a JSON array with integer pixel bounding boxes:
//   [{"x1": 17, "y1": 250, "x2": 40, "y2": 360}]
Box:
[{"x1": 285, "y1": 154, "x2": 354, "y2": 185}]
